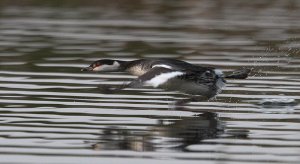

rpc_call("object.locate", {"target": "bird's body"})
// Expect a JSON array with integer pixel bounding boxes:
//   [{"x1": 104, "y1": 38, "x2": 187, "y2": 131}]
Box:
[
  {"x1": 82, "y1": 58, "x2": 250, "y2": 99},
  {"x1": 121, "y1": 58, "x2": 209, "y2": 75}
]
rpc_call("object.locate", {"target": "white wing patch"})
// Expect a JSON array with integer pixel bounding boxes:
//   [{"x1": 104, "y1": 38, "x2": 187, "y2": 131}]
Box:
[
  {"x1": 145, "y1": 71, "x2": 184, "y2": 88},
  {"x1": 214, "y1": 69, "x2": 224, "y2": 77},
  {"x1": 152, "y1": 64, "x2": 173, "y2": 69}
]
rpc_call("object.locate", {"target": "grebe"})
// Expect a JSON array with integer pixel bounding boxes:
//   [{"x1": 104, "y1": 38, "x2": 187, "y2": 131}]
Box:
[{"x1": 81, "y1": 58, "x2": 250, "y2": 100}]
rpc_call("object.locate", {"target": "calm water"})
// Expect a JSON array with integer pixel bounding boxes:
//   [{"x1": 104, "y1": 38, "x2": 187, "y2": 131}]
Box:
[{"x1": 0, "y1": 0, "x2": 300, "y2": 163}]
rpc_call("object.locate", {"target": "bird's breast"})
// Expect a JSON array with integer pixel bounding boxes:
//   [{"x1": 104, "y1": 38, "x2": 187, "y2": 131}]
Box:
[{"x1": 126, "y1": 65, "x2": 148, "y2": 76}]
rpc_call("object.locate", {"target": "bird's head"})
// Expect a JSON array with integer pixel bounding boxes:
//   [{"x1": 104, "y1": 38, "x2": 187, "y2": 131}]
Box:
[{"x1": 81, "y1": 59, "x2": 121, "y2": 72}]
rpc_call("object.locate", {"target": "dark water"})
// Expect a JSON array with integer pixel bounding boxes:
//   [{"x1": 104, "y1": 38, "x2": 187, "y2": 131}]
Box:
[{"x1": 0, "y1": 0, "x2": 300, "y2": 163}]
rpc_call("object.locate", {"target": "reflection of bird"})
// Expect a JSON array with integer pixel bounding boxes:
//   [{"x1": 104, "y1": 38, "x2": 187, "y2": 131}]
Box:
[
  {"x1": 154, "y1": 112, "x2": 224, "y2": 150},
  {"x1": 82, "y1": 58, "x2": 250, "y2": 99},
  {"x1": 90, "y1": 112, "x2": 224, "y2": 152},
  {"x1": 89, "y1": 111, "x2": 249, "y2": 152}
]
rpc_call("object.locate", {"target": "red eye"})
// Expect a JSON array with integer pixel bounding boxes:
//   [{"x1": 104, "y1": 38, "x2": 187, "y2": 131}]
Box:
[{"x1": 91, "y1": 62, "x2": 101, "y2": 68}]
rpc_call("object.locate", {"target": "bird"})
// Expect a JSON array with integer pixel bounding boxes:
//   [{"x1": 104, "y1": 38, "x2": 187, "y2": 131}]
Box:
[{"x1": 81, "y1": 58, "x2": 250, "y2": 104}]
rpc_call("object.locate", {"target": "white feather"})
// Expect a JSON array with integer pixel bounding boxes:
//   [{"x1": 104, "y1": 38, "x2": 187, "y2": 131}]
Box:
[
  {"x1": 145, "y1": 71, "x2": 184, "y2": 88},
  {"x1": 214, "y1": 69, "x2": 223, "y2": 77},
  {"x1": 152, "y1": 64, "x2": 172, "y2": 69},
  {"x1": 215, "y1": 78, "x2": 226, "y2": 93},
  {"x1": 213, "y1": 69, "x2": 225, "y2": 94},
  {"x1": 93, "y1": 61, "x2": 120, "y2": 71}
]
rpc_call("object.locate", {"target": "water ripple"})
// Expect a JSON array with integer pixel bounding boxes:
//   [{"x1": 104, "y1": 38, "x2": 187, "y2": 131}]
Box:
[{"x1": 1, "y1": 1, "x2": 300, "y2": 164}]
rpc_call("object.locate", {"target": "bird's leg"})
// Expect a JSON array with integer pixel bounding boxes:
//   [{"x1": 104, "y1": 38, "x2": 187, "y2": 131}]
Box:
[
  {"x1": 98, "y1": 78, "x2": 146, "y2": 94},
  {"x1": 225, "y1": 68, "x2": 251, "y2": 79},
  {"x1": 97, "y1": 82, "x2": 129, "y2": 94},
  {"x1": 97, "y1": 84, "x2": 115, "y2": 94}
]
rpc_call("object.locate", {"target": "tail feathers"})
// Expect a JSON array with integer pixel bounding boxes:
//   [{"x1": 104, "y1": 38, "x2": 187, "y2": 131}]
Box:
[{"x1": 225, "y1": 68, "x2": 251, "y2": 79}]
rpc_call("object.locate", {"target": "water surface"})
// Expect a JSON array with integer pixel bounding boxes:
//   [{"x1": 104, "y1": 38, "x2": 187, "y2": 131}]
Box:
[{"x1": 0, "y1": 0, "x2": 300, "y2": 163}]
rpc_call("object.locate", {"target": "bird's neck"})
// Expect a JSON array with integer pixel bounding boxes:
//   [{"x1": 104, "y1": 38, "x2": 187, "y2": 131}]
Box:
[{"x1": 115, "y1": 60, "x2": 131, "y2": 70}]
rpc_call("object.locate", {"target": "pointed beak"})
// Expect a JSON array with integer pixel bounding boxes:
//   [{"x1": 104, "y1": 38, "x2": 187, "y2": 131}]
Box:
[{"x1": 81, "y1": 67, "x2": 93, "y2": 72}]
